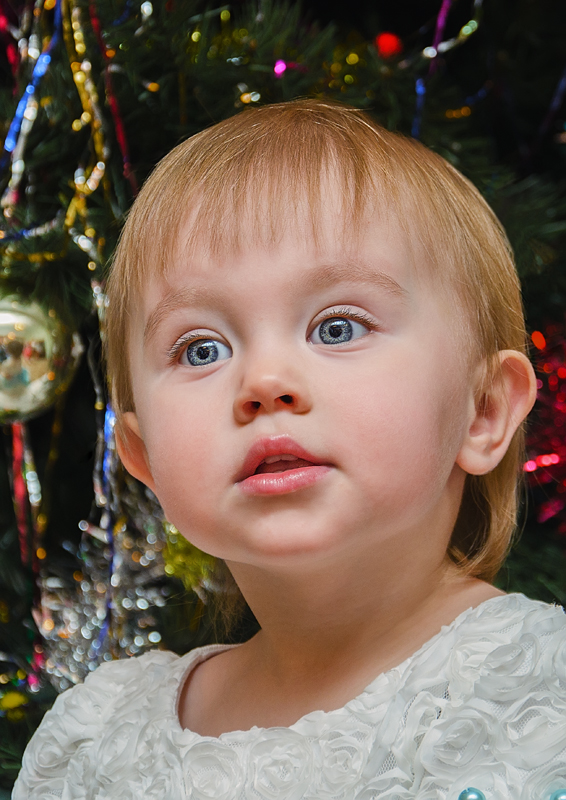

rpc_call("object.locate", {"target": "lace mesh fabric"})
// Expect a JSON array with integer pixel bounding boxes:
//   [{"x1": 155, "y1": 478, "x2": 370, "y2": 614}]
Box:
[{"x1": 12, "y1": 593, "x2": 566, "y2": 800}]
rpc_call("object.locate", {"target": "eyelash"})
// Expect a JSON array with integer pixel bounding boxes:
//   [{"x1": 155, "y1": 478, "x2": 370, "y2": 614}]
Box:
[
  {"x1": 166, "y1": 308, "x2": 378, "y2": 362},
  {"x1": 310, "y1": 307, "x2": 379, "y2": 337},
  {"x1": 167, "y1": 332, "x2": 214, "y2": 362}
]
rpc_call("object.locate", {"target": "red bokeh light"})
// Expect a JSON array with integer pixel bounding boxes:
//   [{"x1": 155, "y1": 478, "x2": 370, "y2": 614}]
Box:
[{"x1": 375, "y1": 32, "x2": 403, "y2": 59}]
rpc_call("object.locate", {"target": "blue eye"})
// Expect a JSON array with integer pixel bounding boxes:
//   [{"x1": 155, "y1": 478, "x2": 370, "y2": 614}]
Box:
[
  {"x1": 181, "y1": 338, "x2": 232, "y2": 367},
  {"x1": 312, "y1": 316, "x2": 369, "y2": 346}
]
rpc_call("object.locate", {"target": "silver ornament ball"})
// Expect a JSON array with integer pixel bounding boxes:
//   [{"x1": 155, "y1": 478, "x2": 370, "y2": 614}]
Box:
[{"x1": 0, "y1": 294, "x2": 82, "y2": 423}]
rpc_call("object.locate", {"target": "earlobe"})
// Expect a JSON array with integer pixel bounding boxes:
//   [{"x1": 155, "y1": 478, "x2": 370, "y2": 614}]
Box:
[
  {"x1": 456, "y1": 350, "x2": 537, "y2": 476},
  {"x1": 115, "y1": 411, "x2": 156, "y2": 491}
]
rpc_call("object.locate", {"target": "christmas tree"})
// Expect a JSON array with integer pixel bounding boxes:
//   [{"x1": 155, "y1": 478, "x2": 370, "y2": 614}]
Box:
[{"x1": 0, "y1": 0, "x2": 565, "y2": 791}]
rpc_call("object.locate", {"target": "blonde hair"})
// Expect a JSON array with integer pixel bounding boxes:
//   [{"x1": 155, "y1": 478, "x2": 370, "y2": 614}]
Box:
[{"x1": 106, "y1": 98, "x2": 528, "y2": 591}]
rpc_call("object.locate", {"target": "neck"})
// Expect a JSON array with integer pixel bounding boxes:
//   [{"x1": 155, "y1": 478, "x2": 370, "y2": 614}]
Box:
[{"x1": 226, "y1": 530, "x2": 500, "y2": 689}]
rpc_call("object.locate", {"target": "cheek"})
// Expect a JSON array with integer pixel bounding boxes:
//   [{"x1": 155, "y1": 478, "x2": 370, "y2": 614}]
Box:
[
  {"x1": 319, "y1": 351, "x2": 468, "y2": 491},
  {"x1": 137, "y1": 385, "x2": 228, "y2": 530}
]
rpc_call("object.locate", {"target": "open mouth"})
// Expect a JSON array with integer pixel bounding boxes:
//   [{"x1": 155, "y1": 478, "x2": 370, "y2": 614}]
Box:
[
  {"x1": 253, "y1": 455, "x2": 315, "y2": 475},
  {"x1": 236, "y1": 436, "x2": 332, "y2": 495}
]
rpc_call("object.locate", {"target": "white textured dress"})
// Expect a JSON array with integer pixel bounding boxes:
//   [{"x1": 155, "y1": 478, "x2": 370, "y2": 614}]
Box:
[{"x1": 12, "y1": 593, "x2": 566, "y2": 800}]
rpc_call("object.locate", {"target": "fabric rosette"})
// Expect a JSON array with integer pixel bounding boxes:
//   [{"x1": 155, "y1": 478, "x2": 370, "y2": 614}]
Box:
[
  {"x1": 20, "y1": 722, "x2": 74, "y2": 784},
  {"x1": 24, "y1": 673, "x2": 108, "y2": 780},
  {"x1": 103, "y1": 658, "x2": 156, "y2": 718},
  {"x1": 137, "y1": 724, "x2": 191, "y2": 799},
  {"x1": 494, "y1": 691, "x2": 566, "y2": 770},
  {"x1": 520, "y1": 761, "x2": 566, "y2": 800},
  {"x1": 27, "y1": 781, "x2": 67, "y2": 800},
  {"x1": 247, "y1": 728, "x2": 313, "y2": 800},
  {"x1": 447, "y1": 598, "x2": 562, "y2": 703},
  {"x1": 545, "y1": 624, "x2": 566, "y2": 690},
  {"x1": 349, "y1": 672, "x2": 406, "y2": 747},
  {"x1": 473, "y1": 633, "x2": 544, "y2": 703},
  {"x1": 399, "y1": 633, "x2": 458, "y2": 700},
  {"x1": 394, "y1": 690, "x2": 449, "y2": 778},
  {"x1": 184, "y1": 740, "x2": 243, "y2": 800},
  {"x1": 18, "y1": 700, "x2": 92, "y2": 785},
  {"x1": 55, "y1": 681, "x2": 108, "y2": 737},
  {"x1": 446, "y1": 593, "x2": 525, "y2": 657},
  {"x1": 97, "y1": 651, "x2": 156, "y2": 694},
  {"x1": 145, "y1": 768, "x2": 189, "y2": 800},
  {"x1": 360, "y1": 748, "x2": 413, "y2": 796},
  {"x1": 520, "y1": 601, "x2": 566, "y2": 640},
  {"x1": 447, "y1": 635, "x2": 509, "y2": 703},
  {"x1": 312, "y1": 714, "x2": 372, "y2": 796},
  {"x1": 472, "y1": 593, "x2": 533, "y2": 626},
  {"x1": 93, "y1": 715, "x2": 146, "y2": 786},
  {"x1": 416, "y1": 706, "x2": 497, "y2": 783},
  {"x1": 63, "y1": 741, "x2": 99, "y2": 800},
  {"x1": 348, "y1": 669, "x2": 402, "y2": 728}
]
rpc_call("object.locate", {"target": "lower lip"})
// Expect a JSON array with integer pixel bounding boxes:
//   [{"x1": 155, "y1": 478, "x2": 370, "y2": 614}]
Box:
[{"x1": 238, "y1": 465, "x2": 332, "y2": 496}]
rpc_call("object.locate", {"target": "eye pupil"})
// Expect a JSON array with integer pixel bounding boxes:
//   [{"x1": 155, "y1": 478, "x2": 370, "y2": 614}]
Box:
[
  {"x1": 187, "y1": 340, "x2": 219, "y2": 366},
  {"x1": 319, "y1": 318, "x2": 353, "y2": 345}
]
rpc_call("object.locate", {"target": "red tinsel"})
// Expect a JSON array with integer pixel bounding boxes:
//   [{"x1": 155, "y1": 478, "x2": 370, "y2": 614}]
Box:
[
  {"x1": 11, "y1": 423, "x2": 30, "y2": 567},
  {"x1": 0, "y1": 2, "x2": 18, "y2": 80},
  {"x1": 524, "y1": 324, "x2": 566, "y2": 529},
  {"x1": 88, "y1": 0, "x2": 138, "y2": 194}
]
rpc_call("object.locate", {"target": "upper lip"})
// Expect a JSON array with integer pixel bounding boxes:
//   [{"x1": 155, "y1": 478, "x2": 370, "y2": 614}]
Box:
[{"x1": 236, "y1": 435, "x2": 329, "y2": 482}]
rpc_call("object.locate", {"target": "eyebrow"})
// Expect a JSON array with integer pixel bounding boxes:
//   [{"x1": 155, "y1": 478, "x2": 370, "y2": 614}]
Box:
[
  {"x1": 143, "y1": 260, "x2": 408, "y2": 347},
  {"x1": 143, "y1": 286, "x2": 227, "y2": 347},
  {"x1": 302, "y1": 260, "x2": 409, "y2": 300}
]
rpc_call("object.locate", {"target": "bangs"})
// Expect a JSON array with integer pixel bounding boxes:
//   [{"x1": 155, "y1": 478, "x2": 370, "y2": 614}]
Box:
[{"x1": 115, "y1": 100, "x2": 416, "y2": 295}]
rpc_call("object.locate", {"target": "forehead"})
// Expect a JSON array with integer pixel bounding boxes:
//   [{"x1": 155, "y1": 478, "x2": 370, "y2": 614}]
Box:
[
  {"x1": 164, "y1": 168, "x2": 426, "y2": 281},
  {"x1": 149, "y1": 195, "x2": 417, "y2": 300}
]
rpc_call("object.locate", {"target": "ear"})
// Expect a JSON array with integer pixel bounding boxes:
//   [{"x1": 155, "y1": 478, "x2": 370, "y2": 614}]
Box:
[
  {"x1": 456, "y1": 350, "x2": 537, "y2": 476},
  {"x1": 115, "y1": 412, "x2": 156, "y2": 492}
]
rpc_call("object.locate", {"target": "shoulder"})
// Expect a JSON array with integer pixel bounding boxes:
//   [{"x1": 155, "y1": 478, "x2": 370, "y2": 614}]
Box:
[
  {"x1": 12, "y1": 649, "x2": 179, "y2": 799},
  {"x1": 447, "y1": 592, "x2": 566, "y2": 703},
  {"x1": 414, "y1": 594, "x2": 566, "y2": 798}
]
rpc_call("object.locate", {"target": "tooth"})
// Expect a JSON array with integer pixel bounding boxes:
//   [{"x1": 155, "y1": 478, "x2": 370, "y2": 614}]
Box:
[{"x1": 263, "y1": 454, "x2": 297, "y2": 464}]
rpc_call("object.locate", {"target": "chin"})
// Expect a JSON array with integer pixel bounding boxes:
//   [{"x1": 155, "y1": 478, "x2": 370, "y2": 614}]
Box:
[
  {"x1": 235, "y1": 520, "x2": 352, "y2": 567},
  {"x1": 162, "y1": 494, "x2": 355, "y2": 565}
]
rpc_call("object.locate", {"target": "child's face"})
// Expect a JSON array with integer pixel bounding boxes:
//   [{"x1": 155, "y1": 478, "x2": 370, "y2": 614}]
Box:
[{"x1": 125, "y1": 201, "x2": 476, "y2": 572}]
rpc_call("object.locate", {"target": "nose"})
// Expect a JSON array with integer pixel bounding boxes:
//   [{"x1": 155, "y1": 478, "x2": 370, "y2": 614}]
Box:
[{"x1": 233, "y1": 353, "x2": 312, "y2": 424}]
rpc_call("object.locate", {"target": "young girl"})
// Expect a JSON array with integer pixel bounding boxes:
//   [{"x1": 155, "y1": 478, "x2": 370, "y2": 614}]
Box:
[{"x1": 13, "y1": 100, "x2": 566, "y2": 800}]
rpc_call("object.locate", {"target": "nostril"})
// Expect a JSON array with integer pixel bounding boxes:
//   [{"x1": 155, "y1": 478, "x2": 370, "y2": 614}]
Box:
[
  {"x1": 251, "y1": 401, "x2": 261, "y2": 410},
  {"x1": 280, "y1": 394, "x2": 293, "y2": 405}
]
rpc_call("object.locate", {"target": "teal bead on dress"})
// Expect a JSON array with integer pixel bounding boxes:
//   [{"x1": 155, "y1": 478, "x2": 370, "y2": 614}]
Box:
[
  {"x1": 549, "y1": 792, "x2": 566, "y2": 800},
  {"x1": 458, "y1": 790, "x2": 486, "y2": 800}
]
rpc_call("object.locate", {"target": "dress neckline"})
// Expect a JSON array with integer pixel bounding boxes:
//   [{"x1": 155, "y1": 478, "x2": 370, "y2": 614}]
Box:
[{"x1": 172, "y1": 591, "x2": 527, "y2": 741}]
